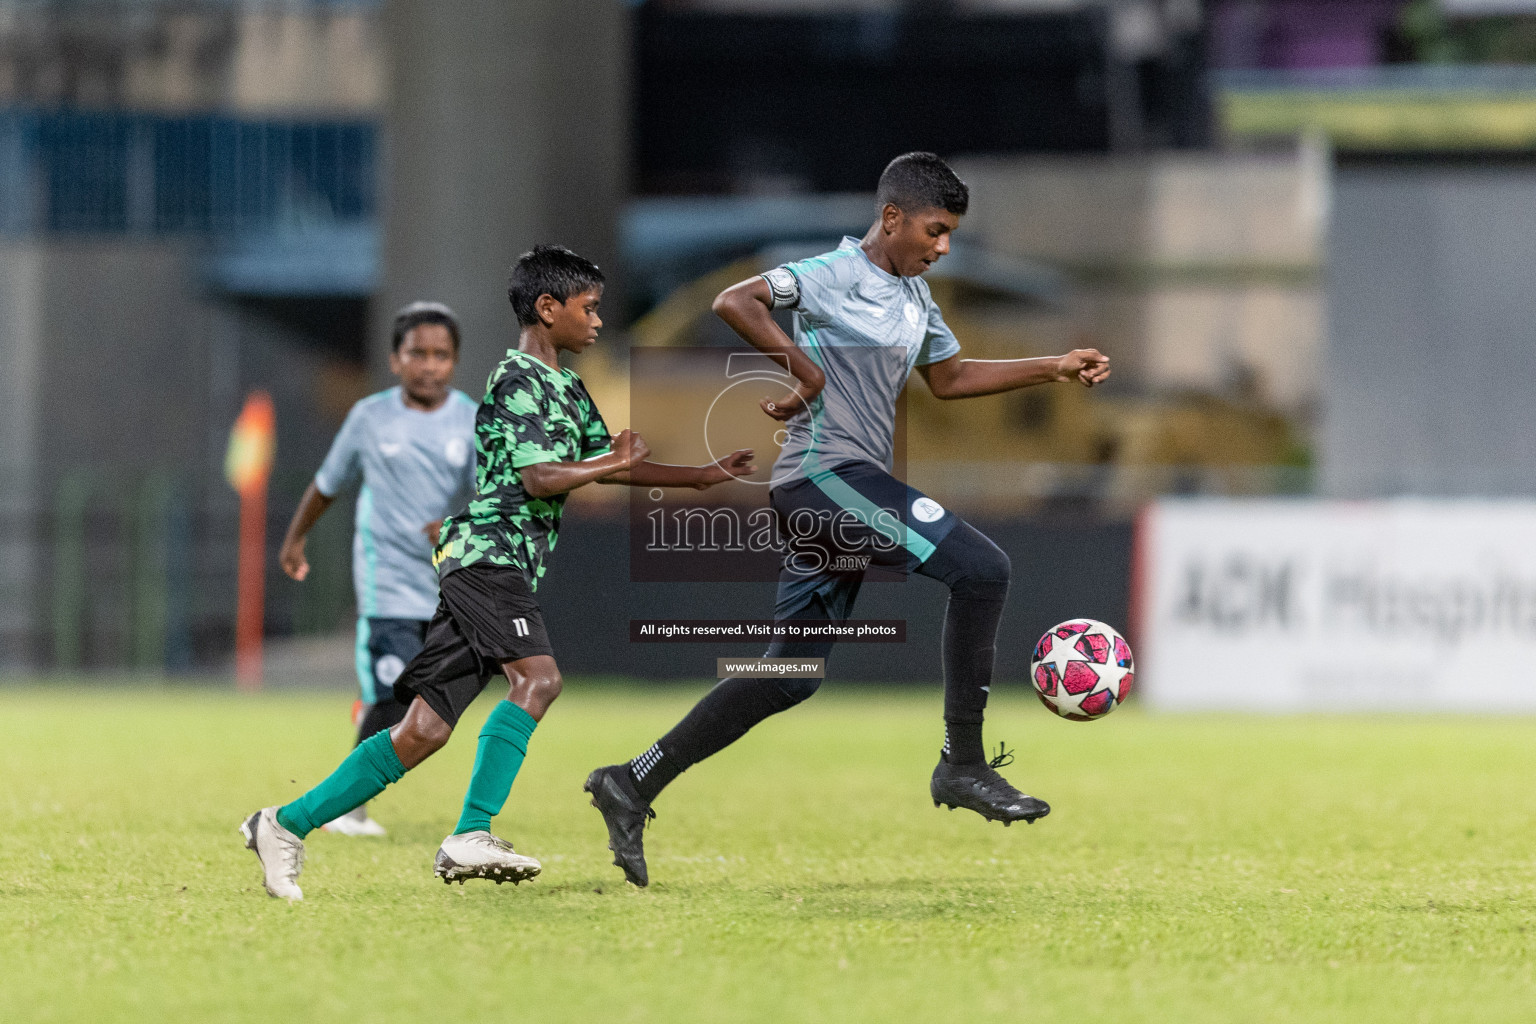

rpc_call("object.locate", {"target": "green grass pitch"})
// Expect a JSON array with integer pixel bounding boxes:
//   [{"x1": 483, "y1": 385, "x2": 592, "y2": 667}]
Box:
[{"x1": 2, "y1": 682, "x2": 1534, "y2": 1023}]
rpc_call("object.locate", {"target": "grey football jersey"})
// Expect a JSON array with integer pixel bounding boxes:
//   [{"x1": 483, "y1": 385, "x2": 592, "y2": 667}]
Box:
[
  {"x1": 764, "y1": 237, "x2": 961, "y2": 487},
  {"x1": 314, "y1": 387, "x2": 478, "y2": 619}
]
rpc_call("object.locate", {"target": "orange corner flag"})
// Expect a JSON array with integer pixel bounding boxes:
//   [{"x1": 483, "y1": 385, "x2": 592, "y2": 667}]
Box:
[
  {"x1": 226, "y1": 391, "x2": 276, "y2": 495},
  {"x1": 228, "y1": 391, "x2": 276, "y2": 691}
]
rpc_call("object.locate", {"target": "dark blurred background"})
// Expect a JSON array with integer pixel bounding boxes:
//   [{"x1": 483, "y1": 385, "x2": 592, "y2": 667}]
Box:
[{"x1": 3, "y1": 0, "x2": 1536, "y2": 682}]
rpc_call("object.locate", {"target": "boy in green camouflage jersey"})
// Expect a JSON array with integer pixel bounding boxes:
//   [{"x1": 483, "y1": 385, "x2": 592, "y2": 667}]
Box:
[
  {"x1": 241, "y1": 246, "x2": 754, "y2": 900},
  {"x1": 432, "y1": 344, "x2": 610, "y2": 587}
]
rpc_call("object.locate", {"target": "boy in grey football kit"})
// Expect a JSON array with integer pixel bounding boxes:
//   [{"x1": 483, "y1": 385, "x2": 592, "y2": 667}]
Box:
[
  {"x1": 587, "y1": 152, "x2": 1112, "y2": 887},
  {"x1": 313, "y1": 370, "x2": 477, "y2": 710}
]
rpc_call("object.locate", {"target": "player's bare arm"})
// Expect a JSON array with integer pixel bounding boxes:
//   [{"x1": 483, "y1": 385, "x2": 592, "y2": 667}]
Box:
[
  {"x1": 278, "y1": 481, "x2": 336, "y2": 581},
  {"x1": 917, "y1": 347, "x2": 1110, "y2": 400},
  {"x1": 712, "y1": 276, "x2": 826, "y2": 422},
  {"x1": 520, "y1": 428, "x2": 652, "y2": 499},
  {"x1": 600, "y1": 447, "x2": 756, "y2": 489}
]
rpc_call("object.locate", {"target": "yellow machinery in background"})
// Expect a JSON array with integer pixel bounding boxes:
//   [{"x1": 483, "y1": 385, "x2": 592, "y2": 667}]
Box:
[{"x1": 571, "y1": 258, "x2": 1309, "y2": 515}]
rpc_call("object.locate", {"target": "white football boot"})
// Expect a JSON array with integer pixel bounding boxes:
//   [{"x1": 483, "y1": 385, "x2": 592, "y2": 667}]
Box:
[
  {"x1": 433, "y1": 831, "x2": 541, "y2": 885},
  {"x1": 321, "y1": 805, "x2": 387, "y2": 837},
  {"x1": 239, "y1": 806, "x2": 306, "y2": 900}
]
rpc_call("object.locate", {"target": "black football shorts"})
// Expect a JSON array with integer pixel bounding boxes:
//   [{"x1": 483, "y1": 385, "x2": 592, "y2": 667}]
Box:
[{"x1": 393, "y1": 564, "x2": 553, "y2": 728}]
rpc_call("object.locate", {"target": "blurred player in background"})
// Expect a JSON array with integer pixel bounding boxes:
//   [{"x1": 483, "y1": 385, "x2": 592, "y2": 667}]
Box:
[
  {"x1": 277, "y1": 301, "x2": 477, "y2": 837},
  {"x1": 587, "y1": 152, "x2": 1111, "y2": 887},
  {"x1": 243, "y1": 246, "x2": 754, "y2": 899}
]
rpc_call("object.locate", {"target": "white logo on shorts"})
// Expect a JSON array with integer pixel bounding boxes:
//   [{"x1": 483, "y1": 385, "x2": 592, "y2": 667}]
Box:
[
  {"x1": 512, "y1": 617, "x2": 530, "y2": 637},
  {"x1": 375, "y1": 654, "x2": 406, "y2": 685},
  {"x1": 911, "y1": 497, "x2": 945, "y2": 523},
  {"x1": 444, "y1": 436, "x2": 470, "y2": 467}
]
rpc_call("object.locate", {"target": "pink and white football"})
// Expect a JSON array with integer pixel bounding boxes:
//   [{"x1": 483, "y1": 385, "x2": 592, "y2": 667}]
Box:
[{"x1": 1030, "y1": 618, "x2": 1134, "y2": 721}]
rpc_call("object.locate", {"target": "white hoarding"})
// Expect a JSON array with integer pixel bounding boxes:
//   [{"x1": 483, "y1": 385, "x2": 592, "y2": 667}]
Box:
[{"x1": 1135, "y1": 500, "x2": 1536, "y2": 711}]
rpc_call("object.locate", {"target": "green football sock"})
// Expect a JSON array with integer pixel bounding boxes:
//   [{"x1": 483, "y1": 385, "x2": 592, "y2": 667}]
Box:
[
  {"x1": 453, "y1": 700, "x2": 537, "y2": 835},
  {"x1": 276, "y1": 730, "x2": 407, "y2": 839}
]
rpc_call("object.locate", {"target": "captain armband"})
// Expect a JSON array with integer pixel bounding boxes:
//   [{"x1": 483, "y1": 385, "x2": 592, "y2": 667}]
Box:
[{"x1": 761, "y1": 267, "x2": 800, "y2": 310}]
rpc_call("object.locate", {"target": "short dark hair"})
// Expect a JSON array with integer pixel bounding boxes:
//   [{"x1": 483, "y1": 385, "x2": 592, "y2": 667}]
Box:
[
  {"x1": 392, "y1": 301, "x2": 460, "y2": 353},
  {"x1": 508, "y1": 244, "x2": 605, "y2": 327},
  {"x1": 877, "y1": 152, "x2": 969, "y2": 216}
]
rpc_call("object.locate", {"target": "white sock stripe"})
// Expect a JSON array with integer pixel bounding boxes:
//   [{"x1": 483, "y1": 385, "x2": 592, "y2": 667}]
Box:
[{"x1": 630, "y1": 743, "x2": 664, "y2": 780}]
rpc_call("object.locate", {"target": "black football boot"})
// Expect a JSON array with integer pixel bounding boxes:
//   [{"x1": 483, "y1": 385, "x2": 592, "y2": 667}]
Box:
[
  {"x1": 930, "y1": 744, "x2": 1050, "y2": 825},
  {"x1": 584, "y1": 764, "x2": 657, "y2": 887}
]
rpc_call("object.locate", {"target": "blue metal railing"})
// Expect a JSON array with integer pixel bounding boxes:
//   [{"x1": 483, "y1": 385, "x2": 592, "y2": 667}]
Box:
[{"x1": 0, "y1": 109, "x2": 377, "y2": 236}]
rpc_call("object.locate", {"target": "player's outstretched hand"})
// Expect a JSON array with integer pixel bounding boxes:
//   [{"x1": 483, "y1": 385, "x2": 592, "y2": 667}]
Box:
[
  {"x1": 613, "y1": 428, "x2": 652, "y2": 468},
  {"x1": 697, "y1": 448, "x2": 756, "y2": 489},
  {"x1": 279, "y1": 538, "x2": 309, "y2": 581},
  {"x1": 1057, "y1": 348, "x2": 1111, "y2": 388}
]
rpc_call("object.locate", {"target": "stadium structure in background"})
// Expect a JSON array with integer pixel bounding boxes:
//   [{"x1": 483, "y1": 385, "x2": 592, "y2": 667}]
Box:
[
  {"x1": 0, "y1": 0, "x2": 1211, "y2": 675},
  {"x1": 6, "y1": 0, "x2": 1536, "y2": 677},
  {"x1": 633, "y1": 2, "x2": 1213, "y2": 195}
]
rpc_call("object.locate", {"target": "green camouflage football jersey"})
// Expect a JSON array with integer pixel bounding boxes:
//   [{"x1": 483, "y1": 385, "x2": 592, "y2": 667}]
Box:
[{"x1": 433, "y1": 348, "x2": 611, "y2": 589}]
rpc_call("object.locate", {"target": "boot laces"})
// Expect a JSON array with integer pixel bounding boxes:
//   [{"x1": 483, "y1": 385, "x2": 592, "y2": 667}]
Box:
[
  {"x1": 276, "y1": 829, "x2": 305, "y2": 874},
  {"x1": 611, "y1": 769, "x2": 657, "y2": 830},
  {"x1": 974, "y1": 743, "x2": 1020, "y2": 796}
]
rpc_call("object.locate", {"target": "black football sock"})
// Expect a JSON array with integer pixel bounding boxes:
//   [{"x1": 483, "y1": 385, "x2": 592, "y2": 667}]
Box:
[
  {"x1": 918, "y1": 523, "x2": 1012, "y2": 766},
  {"x1": 939, "y1": 589, "x2": 1007, "y2": 764},
  {"x1": 356, "y1": 696, "x2": 410, "y2": 745},
  {"x1": 626, "y1": 742, "x2": 674, "y2": 801},
  {"x1": 629, "y1": 677, "x2": 792, "y2": 802},
  {"x1": 629, "y1": 638, "x2": 835, "y2": 803}
]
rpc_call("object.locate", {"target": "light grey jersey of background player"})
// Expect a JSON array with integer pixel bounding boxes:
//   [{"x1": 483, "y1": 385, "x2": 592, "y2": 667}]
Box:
[
  {"x1": 314, "y1": 386, "x2": 478, "y2": 619},
  {"x1": 763, "y1": 235, "x2": 961, "y2": 488}
]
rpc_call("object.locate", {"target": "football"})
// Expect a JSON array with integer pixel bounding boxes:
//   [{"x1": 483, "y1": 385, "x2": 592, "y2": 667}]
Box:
[{"x1": 1030, "y1": 619, "x2": 1134, "y2": 721}]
